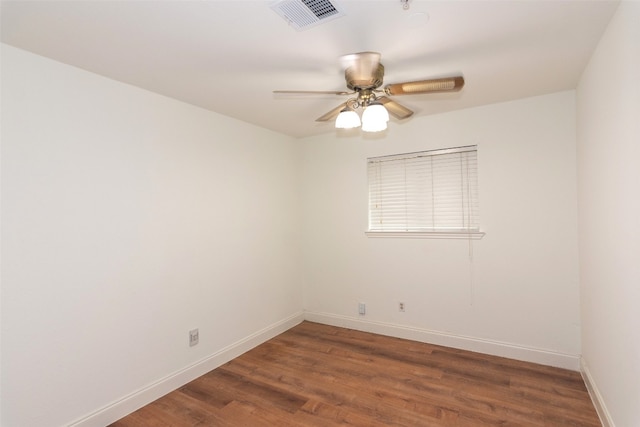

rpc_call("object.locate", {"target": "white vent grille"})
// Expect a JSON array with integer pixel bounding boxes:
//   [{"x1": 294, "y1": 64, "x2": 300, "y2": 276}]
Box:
[{"x1": 270, "y1": 0, "x2": 345, "y2": 31}]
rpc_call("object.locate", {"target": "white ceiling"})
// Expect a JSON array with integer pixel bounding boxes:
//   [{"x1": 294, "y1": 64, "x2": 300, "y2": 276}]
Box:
[{"x1": 1, "y1": 0, "x2": 619, "y2": 139}]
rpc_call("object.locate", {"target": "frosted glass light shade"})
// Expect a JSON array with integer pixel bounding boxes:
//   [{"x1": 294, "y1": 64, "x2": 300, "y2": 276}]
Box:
[
  {"x1": 335, "y1": 109, "x2": 361, "y2": 129},
  {"x1": 361, "y1": 104, "x2": 389, "y2": 132}
]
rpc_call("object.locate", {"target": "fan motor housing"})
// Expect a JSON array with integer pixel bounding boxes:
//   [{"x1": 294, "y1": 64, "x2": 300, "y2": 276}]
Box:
[{"x1": 345, "y1": 64, "x2": 384, "y2": 90}]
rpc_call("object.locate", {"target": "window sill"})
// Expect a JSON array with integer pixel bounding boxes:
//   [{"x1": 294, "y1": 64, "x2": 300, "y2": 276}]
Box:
[{"x1": 365, "y1": 231, "x2": 485, "y2": 240}]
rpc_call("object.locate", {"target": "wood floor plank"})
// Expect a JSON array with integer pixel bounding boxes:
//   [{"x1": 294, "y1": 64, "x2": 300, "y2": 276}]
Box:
[
  {"x1": 234, "y1": 343, "x2": 458, "y2": 424},
  {"x1": 245, "y1": 332, "x2": 533, "y2": 425},
  {"x1": 223, "y1": 356, "x2": 443, "y2": 426},
  {"x1": 232, "y1": 340, "x2": 460, "y2": 422},
  {"x1": 110, "y1": 322, "x2": 601, "y2": 426},
  {"x1": 216, "y1": 400, "x2": 298, "y2": 427},
  {"x1": 296, "y1": 399, "x2": 394, "y2": 426}
]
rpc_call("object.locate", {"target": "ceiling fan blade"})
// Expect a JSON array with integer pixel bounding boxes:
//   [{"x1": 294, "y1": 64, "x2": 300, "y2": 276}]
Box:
[
  {"x1": 384, "y1": 76, "x2": 464, "y2": 96},
  {"x1": 376, "y1": 97, "x2": 414, "y2": 120},
  {"x1": 316, "y1": 102, "x2": 348, "y2": 122},
  {"x1": 274, "y1": 90, "x2": 353, "y2": 95}
]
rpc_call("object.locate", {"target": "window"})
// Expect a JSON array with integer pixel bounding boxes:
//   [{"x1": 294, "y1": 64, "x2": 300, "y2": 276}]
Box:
[{"x1": 367, "y1": 146, "x2": 483, "y2": 239}]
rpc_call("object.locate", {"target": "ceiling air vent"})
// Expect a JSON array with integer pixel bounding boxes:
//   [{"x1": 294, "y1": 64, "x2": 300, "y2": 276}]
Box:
[{"x1": 270, "y1": 0, "x2": 345, "y2": 31}]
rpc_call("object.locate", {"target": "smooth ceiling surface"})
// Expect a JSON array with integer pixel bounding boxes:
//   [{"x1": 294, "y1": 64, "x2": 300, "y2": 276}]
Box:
[{"x1": 1, "y1": 0, "x2": 619, "y2": 138}]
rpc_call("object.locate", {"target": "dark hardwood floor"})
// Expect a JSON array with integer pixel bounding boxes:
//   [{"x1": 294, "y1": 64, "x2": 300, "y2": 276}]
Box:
[{"x1": 110, "y1": 321, "x2": 601, "y2": 426}]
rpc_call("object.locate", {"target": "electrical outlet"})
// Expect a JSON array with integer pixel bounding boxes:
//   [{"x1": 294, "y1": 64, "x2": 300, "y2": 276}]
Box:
[
  {"x1": 189, "y1": 329, "x2": 199, "y2": 347},
  {"x1": 399, "y1": 302, "x2": 405, "y2": 312},
  {"x1": 358, "y1": 302, "x2": 366, "y2": 315}
]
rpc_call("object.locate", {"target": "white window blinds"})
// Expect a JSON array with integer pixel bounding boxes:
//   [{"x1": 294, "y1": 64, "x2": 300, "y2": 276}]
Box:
[{"x1": 368, "y1": 146, "x2": 479, "y2": 233}]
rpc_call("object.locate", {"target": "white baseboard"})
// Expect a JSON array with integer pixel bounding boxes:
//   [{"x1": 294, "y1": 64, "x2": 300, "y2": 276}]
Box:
[
  {"x1": 69, "y1": 311, "x2": 304, "y2": 427},
  {"x1": 581, "y1": 358, "x2": 614, "y2": 427},
  {"x1": 304, "y1": 311, "x2": 581, "y2": 371}
]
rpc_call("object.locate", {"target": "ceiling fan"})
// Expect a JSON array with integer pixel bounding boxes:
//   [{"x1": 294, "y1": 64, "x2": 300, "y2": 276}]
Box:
[{"x1": 273, "y1": 52, "x2": 464, "y2": 131}]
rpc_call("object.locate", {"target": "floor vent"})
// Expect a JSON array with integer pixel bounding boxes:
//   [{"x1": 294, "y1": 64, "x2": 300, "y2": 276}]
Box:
[{"x1": 270, "y1": 0, "x2": 345, "y2": 31}]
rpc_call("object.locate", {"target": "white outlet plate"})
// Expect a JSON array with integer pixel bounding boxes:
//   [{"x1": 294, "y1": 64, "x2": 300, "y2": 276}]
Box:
[
  {"x1": 189, "y1": 329, "x2": 199, "y2": 347},
  {"x1": 358, "y1": 302, "x2": 366, "y2": 315}
]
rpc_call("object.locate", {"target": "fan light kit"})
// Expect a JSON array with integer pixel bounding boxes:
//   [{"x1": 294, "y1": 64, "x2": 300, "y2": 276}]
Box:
[
  {"x1": 335, "y1": 100, "x2": 390, "y2": 132},
  {"x1": 274, "y1": 51, "x2": 464, "y2": 133}
]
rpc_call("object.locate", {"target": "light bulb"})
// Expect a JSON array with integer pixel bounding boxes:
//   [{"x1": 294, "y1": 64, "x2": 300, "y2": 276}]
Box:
[
  {"x1": 361, "y1": 104, "x2": 389, "y2": 132},
  {"x1": 335, "y1": 109, "x2": 361, "y2": 129}
]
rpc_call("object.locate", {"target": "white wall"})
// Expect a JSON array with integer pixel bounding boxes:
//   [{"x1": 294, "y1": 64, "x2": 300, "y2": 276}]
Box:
[
  {"x1": 300, "y1": 91, "x2": 581, "y2": 369},
  {"x1": 576, "y1": 2, "x2": 640, "y2": 426},
  {"x1": 0, "y1": 44, "x2": 302, "y2": 426}
]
